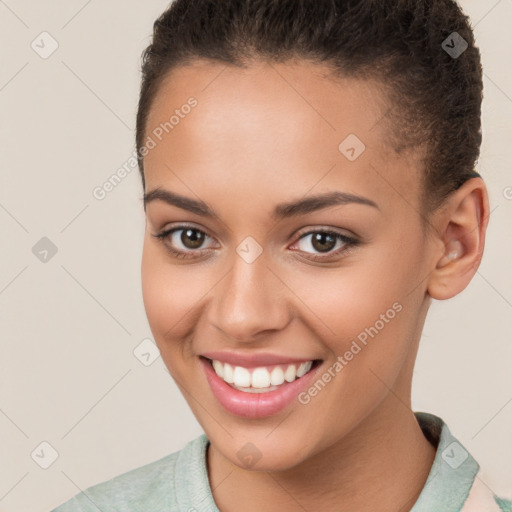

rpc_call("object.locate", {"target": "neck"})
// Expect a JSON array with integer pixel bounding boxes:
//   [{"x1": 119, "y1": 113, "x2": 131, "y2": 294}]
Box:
[{"x1": 207, "y1": 398, "x2": 436, "y2": 512}]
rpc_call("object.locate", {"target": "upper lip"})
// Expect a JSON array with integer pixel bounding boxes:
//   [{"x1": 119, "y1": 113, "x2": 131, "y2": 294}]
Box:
[{"x1": 200, "y1": 351, "x2": 319, "y2": 367}]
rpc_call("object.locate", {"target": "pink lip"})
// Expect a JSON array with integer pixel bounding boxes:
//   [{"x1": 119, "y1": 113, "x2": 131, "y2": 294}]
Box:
[
  {"x1": 200, "y1": 350, "x2": 315, "y2": 368},
  {"x1": 200, "y1": 356, "x2": 322, "y2": 418}
]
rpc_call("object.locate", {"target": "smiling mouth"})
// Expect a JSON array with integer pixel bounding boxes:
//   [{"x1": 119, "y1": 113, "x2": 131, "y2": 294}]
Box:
[{"x1": 201, "y1": 356, "x2": 322, "y2": 393}]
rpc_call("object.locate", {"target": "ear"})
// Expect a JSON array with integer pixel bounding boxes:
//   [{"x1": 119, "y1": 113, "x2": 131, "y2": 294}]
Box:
[{"x1": 427, "y1": 177, "x2": 490, "y2": 300}]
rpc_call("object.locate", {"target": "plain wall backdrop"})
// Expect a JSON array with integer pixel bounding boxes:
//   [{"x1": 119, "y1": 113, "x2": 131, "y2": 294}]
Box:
[{"x1": 0, "y1": 1, "x2": 511, "y2": 510}]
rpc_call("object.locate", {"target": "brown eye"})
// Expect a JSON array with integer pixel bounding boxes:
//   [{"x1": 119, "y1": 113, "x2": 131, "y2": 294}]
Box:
[
  {"x1": 291, "y1": 229, "x2": 359, "y2": 261},
  {"x1": 310, "y1": 232, "x2": 337, "y2": 253},
  {"x1": 153, "y1": 225, "x2": 215, "y2": 259},
  {"x1": 296, "y1": 231, "x2": 345, "y2": 254},
  {"x1": 181, "y1": 228, "x2": 205, "y2": 249}
]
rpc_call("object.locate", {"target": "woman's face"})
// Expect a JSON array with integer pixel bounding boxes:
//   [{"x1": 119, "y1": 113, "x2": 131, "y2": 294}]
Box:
[{"x1": 141, "y1": 60, "x2": 436, "y2": 470}]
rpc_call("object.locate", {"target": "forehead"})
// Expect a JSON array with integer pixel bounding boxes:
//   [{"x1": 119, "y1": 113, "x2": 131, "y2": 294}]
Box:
[{"x1": 143, "y1": 60, "x2": 422, "y2": 220}]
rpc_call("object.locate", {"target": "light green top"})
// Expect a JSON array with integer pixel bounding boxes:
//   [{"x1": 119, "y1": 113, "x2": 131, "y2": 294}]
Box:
[{"x1": 52, "y1": 412, "x2": 511, "y2": 512}]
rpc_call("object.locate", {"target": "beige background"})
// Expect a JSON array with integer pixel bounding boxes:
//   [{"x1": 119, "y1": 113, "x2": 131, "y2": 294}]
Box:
[{"x1": 0, "y1": 1, "x2": 511, "y2": 510}]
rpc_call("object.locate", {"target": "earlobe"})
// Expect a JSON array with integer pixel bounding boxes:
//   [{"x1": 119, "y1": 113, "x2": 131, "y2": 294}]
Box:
[{"x1": 427, "y1": 178, "x2": 489, "y2": 301}]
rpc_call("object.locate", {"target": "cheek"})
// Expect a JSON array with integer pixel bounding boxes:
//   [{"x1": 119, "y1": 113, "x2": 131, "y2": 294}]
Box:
[
  {"x1": 279, "y1": 251, "x2": 411, "y2": 344},
  {"x1": 141, "y1": 242, "x2": 208, "y2": 351},
  {"x1": 279, "y1": 242, "x2": 420, "y2": 379}
]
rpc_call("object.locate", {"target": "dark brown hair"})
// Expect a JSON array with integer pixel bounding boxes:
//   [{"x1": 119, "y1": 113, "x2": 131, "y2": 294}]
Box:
[{"x1": 136, "y1": 0, "x2": 483, "y2": 212}]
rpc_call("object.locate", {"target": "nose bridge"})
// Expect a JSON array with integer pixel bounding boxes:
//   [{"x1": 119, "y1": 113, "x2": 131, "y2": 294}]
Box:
[{"x1": 208, "y1": 246, "x2": 289, "y2": 341}]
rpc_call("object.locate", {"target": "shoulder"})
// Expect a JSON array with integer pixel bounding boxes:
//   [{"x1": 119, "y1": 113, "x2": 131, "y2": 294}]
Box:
[
  {"x1": 413, "y1": 412, "x2": 511, "y2": 512},
  {"x1": 461, "y1": 473, "x2": 512, "y2": 512},
  {"x1": 51, "y1": 434, "x2": 208, "y2": 512},
  {"x1": 495, "y1": 496, "x2": 512, "y2": 512},
  {"x1": 51, "y1": 452, "x2": 177, "y2": 512}
]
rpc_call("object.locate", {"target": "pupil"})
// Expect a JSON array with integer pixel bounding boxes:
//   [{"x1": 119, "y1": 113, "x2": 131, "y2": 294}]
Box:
[
  {"x1": 182, "y1": 229, "x2": 204, "y2": 249},
  {"x1": 312, "y1": 232, "x2": 335, "y2": 252}
]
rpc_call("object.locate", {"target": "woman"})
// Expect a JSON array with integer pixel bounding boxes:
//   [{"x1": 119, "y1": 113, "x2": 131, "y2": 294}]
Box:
[{"x1": 52, "y1": 0, "x2": 512, "y2": 510}]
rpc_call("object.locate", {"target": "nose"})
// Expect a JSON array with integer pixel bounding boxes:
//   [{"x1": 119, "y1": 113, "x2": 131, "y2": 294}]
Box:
[{"x1": 206, "y1": 250, "x2": 291, "y2": 343}]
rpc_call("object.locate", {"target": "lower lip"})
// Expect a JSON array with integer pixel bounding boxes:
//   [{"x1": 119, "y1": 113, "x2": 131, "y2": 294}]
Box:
[{"x1": 200, "y1": 357, "x2": 322, "y2": 419}]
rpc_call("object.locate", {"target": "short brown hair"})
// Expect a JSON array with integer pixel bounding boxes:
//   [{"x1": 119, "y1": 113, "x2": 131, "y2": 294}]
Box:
[{"x1": 136, "y1": 0, "x2": 483, "y2": 212}]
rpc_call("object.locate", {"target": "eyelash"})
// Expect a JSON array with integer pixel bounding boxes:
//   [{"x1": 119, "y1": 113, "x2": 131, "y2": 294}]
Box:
[{"x1": 152, "y1": 224, "x2": 359, "y2": 262}]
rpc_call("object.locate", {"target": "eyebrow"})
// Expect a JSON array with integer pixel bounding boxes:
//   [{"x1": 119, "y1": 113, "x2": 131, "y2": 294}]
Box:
[{"x1": 143, "y1": 188, "x2": 379, "y2": 218}]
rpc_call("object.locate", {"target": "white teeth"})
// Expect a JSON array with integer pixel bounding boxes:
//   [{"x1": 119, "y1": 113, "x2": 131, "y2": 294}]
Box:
[
  {"x1": 212, "y1": 360, "x2": 224, "y2": 379},
  {"x1": 284, "y1": 365, "x2": 297, "y2": 382},
  {"x1": 210, "y1": 359, "x2": 315, "y2": 391},
  {"x1": 233, "y1": 366, "x2": 251, "y2": 387},
  {"x1": 223, "y1": 363, "x2": 234, "y2": 384},
  {"x1": 251, "y1": 367, "x2": 271, "y2": 388},
  {"x1": 297, "y1": 361, "x2": 312, "y2": 377},
  {"x1": 270, "y1": 366, "x2": 285, "y2": 386}
]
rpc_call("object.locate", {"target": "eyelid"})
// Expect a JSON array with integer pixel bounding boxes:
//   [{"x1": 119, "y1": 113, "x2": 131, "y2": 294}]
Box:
[{"x1": 293, "y1": 225, "x2": 357, "y2": 239}]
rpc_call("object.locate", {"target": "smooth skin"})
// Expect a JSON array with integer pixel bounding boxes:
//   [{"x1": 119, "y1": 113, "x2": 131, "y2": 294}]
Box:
[{"x1": 140, "y1": 60, "x2": 489, "y2": 511}]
